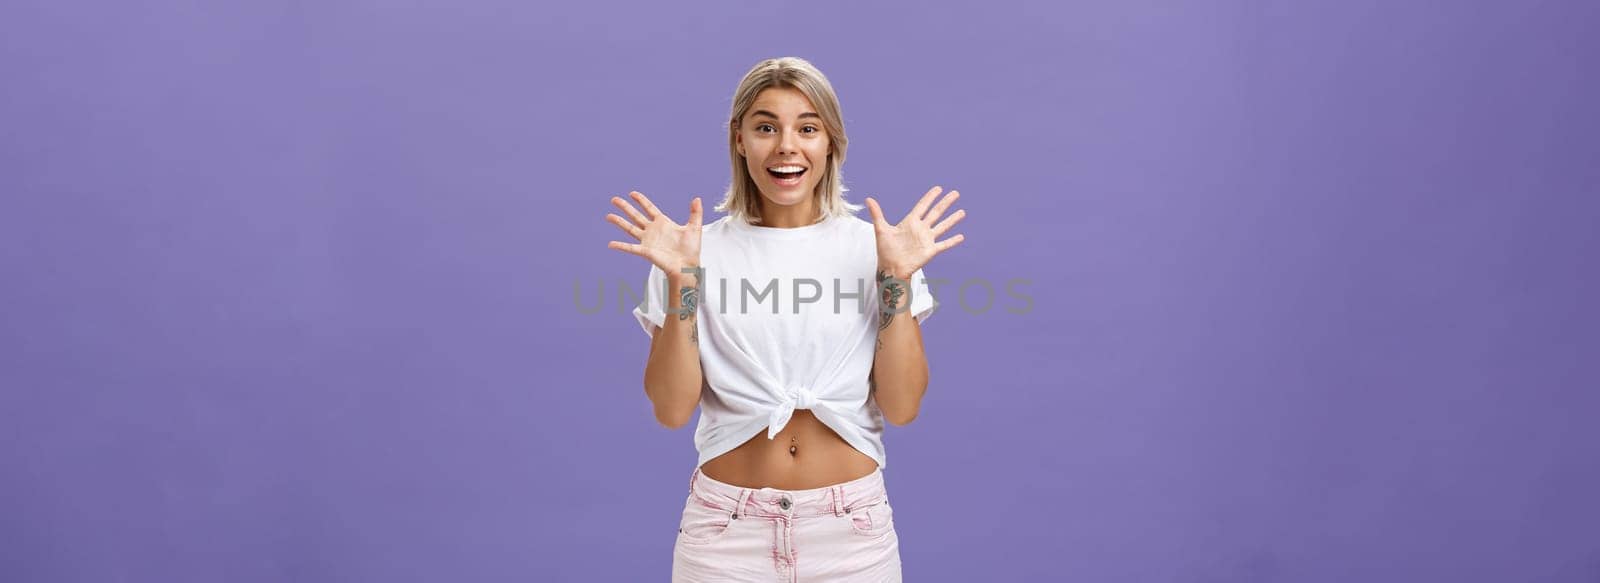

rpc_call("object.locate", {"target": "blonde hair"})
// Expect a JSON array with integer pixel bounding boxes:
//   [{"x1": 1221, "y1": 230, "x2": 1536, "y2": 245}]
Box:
[{"x1": 716, "y1": 56, "x2": 862, "y2": 225}]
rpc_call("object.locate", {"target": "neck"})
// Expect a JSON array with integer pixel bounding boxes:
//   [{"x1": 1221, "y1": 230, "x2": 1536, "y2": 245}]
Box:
[{"x1": 756, "y1": 195, "x2": 820, "y2": 228}]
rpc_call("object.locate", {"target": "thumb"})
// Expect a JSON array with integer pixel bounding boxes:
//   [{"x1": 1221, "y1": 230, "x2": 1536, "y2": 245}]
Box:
[
  {"x1": 865, "y1": 197, "x2": 886, "y2": 226},
  {"x1": 689, "y1": 197, "x2": 703, "y2": 227}
]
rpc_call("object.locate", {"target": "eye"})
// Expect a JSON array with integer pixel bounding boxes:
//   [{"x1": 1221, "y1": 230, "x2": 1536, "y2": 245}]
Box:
[
  {"x1": 757, "y1": 124, "x2": 775, "y2": 133},
  {"x1": 802, "y1": 126, "x2": 819, "y2": 134}
]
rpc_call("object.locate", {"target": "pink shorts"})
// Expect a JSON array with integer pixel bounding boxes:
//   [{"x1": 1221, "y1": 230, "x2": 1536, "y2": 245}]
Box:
[{"x1": 672, "y1": 465, "x2": 903, "y2": 582}]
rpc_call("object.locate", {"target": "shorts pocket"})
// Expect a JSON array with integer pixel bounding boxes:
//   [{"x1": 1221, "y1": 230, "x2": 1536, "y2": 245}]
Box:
[
  {"x1": 676, "y1": 494, "x2": 738, "y2": 545},
  {"x1": 847, "y1": 498, "x2": 896, "y2": 538}
]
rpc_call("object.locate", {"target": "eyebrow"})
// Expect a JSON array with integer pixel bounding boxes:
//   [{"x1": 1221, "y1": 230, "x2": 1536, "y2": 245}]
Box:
[{"x1": 751, "y1": 110, "x2": 821, "y2": 121}]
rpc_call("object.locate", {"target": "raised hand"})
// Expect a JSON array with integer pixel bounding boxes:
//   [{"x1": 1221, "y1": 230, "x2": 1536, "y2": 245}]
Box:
[
  {"x1": 605, "y1": 191, "x2": 703, "y2": 273},
  {"x1": 864, "y1": 186, "x2": 967, "y2": 280}
]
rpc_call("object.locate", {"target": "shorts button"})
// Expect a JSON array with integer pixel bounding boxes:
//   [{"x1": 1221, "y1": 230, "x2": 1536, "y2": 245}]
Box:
[{"x1": 779, "y1": 497, "x2": 792, "y2": 510}]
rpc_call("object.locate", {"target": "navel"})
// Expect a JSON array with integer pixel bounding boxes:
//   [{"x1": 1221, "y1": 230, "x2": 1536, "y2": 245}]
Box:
[{"x1": 789, "y1": 436, "x2": 798, "y2": 456}]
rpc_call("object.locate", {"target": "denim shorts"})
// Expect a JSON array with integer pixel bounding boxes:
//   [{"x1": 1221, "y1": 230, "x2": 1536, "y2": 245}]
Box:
[{"x1": 672, "y1": 465, "x2": 902, "y2": 582}]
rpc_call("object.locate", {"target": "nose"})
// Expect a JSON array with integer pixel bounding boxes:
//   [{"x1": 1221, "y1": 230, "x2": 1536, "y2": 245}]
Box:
[{"x1": 777, "y1": 130, "x2": 798, "y2": 155}]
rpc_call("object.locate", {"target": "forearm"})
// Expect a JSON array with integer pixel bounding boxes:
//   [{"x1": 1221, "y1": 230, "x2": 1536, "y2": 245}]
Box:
[
  {"x1": 871, "y1": 267, "x2": 929, "y2": 426},
  {"x1": 644, "y1": 268, "x2": 704, "y2": 428}
]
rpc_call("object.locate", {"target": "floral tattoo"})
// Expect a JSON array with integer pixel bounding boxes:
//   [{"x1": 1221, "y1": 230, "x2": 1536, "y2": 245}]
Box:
[
  {"x1": 678, "y1": 284, "x2": 699, "y2": 343},
  {"x1": 876, "y1": 269, "x2": 906, "y2": 332},
  {"x1": 677, "y1": 285, "x2": 698, "y2": 321}
]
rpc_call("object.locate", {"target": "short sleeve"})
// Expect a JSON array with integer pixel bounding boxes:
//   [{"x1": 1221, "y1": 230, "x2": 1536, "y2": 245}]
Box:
[
  {"x1": 631, "y1": 264, "x2": 667, "y2": 337},
  {"x1": 909, "y1": 267, "x2": 939, "y2": 324}
]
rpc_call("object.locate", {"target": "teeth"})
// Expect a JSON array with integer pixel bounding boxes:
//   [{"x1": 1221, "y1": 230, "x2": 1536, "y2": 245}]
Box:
[{"x1": 768, "y1": 166, "x2": 805, "y2": 173}]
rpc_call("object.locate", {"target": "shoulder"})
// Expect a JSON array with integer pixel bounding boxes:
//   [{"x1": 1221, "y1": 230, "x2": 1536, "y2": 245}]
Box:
[
  {"x1": 839, "y1": 215, "x2": 879, "y2": 249},
  {"x1": 833, "y1": 213, "x2": 874, "y2": 235},
  {"x1": 702, "y1": 215, "x2": 737, "y2": 236}
]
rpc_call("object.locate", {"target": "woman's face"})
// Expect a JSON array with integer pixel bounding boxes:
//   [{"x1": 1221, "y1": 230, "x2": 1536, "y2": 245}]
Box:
[{"x1": 736, "y1": 87, "x2": 831, "y2": 212}]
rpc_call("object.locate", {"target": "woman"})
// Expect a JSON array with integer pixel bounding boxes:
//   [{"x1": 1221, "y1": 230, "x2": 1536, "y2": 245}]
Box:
[{"x1": 604, "y1": 56, "x2": 966, "y2": 582}]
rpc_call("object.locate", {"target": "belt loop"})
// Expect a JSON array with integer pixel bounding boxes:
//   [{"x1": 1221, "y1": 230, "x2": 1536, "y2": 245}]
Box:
[
  {"x1": 689, "y1": 468, "x2": 699, "y2": 495},
  {"x1": 735, "y1": 488, "x2": 751, "y2": 519},
  {"x1": 832, "y1": 485, "x2": 844, "y2": 516}
]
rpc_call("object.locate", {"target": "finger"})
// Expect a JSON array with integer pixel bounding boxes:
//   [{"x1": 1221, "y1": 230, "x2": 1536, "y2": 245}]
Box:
[
  {"x1": 606, "y1": 213, "x2": 643, "y2": 240},
  {"x1": 607, "y1": 240, "x2": 655, "y2": 262},
  {"x1": 865, "y1": 197, "x2": 887, "y2": 226},
  {"x1": 922, "y1": 190, "x2": 960, "y2": 224},
  {"x1": 606, "y1": 240, "x2": 641, "y2": 256},
  {"x1": 932, "y1": 209, "x2": 965, "y2": 236},
  {"x1": 905, "y1": 186, "x2": 943, "y2": 224},
  {"x1": 688, "y1": 197, "x2": 703, "y2": 228},
  {"x1": 934, "y1": 233, "x2": 965, "y2": 253},
  {"x1": 611, "y1": 196, "x2": 649, "y2": 227},
  {"x1": 630, "y1": 191, "x2": 665, "y2": 221}
]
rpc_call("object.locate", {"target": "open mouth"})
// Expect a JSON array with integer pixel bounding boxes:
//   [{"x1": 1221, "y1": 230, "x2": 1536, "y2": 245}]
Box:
[{"x1": 766, "y1": 166, "x2": 807, "y2": 186}]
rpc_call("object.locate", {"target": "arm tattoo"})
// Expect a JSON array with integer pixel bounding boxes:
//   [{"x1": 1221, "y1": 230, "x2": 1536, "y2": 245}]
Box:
[
  {"x1": 876, "y1": 269, "x2": 906, "y2": 332},
  {"x1": 677, "y1": 285, "x2": 698, "y2": 321},
  {"x1": 679, "y1": 284, "x2": 699, "y2": 343},
  {"x1": 676, "y1": 266, "x2": 703, "y2": 343}
]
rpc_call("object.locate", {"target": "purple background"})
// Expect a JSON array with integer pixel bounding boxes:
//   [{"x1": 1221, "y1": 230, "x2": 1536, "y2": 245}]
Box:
[{"x1": 3, "y1": 1, "x2": 1597, "y2": 581}]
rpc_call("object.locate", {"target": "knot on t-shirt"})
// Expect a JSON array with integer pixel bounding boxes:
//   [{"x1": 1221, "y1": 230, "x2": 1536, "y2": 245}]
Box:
[
  {"x1": 788, "y1": 385, "x2": 820, "y2": 409},
  {"x1": 767, "y1": 385, "x2": 823, "y2": 439}
]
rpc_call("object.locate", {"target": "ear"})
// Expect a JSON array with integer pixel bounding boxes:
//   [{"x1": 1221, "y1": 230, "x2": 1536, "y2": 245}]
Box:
[{"x1": 735, "y1": 130, "x2": 744, "y2": 157}]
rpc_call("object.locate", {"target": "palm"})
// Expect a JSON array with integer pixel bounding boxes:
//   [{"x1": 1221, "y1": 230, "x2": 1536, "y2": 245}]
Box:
[
  {"x1": 865, "y1": 186, "x2": 968, "y2": 279},
  {"x1": 605, "y1": 191, "x2": 703, "y2": 273}
]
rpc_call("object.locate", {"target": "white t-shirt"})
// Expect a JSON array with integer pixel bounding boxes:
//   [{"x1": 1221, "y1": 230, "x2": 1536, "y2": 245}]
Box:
[{"x1": 632, "y1": 212, "x2": 937, "y2": 470}]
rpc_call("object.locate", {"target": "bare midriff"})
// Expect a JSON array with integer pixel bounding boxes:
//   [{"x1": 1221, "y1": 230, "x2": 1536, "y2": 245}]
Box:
[{"x1": 698, "y1": 409, "x2": 879, "y2": 490}]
